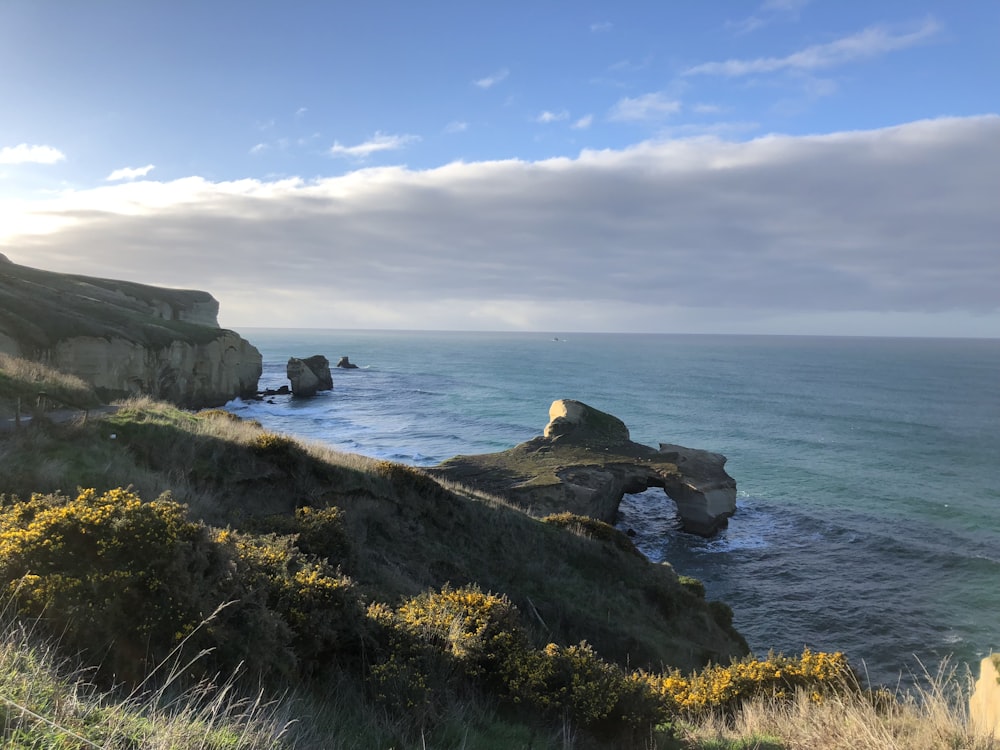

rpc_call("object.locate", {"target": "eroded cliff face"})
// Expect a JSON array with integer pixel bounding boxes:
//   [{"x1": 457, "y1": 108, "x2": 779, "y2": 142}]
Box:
[
  {"x1": 48, "y1": 332, "x2": 261, "y2": 408},
  {"x1": 0, "y1": 257, "x2": 261, "y2": 407}
]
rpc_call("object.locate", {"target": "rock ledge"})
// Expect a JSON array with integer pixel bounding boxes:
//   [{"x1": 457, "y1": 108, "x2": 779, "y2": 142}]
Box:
[{"x1": 430, "y1": 399, "x2": 737, "y2": 537}]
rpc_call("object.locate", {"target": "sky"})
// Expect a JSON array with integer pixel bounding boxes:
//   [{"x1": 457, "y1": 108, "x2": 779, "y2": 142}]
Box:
[{"x1": 1, "y1": 1, "x2": 998, "y2": 337}]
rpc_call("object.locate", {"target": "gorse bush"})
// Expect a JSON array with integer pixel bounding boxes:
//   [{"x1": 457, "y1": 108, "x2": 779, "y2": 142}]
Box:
[
  {"x1": 249, "y1": 505, "x2": 352, "y2": 567},
  {"x1": 216, "y1": 527, "x2": 364, "y2": 677},
  {"x1": 370, "y1": 585, "x2": 667, "y2": 736},
  {"x1": 646, "y1": 649, "x2": 855, "y2": 719},
  {"x1": 0, "y1": 488, "x2": 365, "y2": 684},
  {"x1": 0, "y1": 487, "x2": 226, "y2": 682}
]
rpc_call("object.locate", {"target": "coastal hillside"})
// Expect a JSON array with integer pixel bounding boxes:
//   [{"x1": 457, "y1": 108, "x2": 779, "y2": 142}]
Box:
[
  {"x1": 0, "y1": 355, "x2": 757, "y2": 745},
  {"x1": 0, "y1": 255, "x2": 260, "y2": 407},
  {"x1": 2, "y1": 358, "x2": 994, "y2": 748}
]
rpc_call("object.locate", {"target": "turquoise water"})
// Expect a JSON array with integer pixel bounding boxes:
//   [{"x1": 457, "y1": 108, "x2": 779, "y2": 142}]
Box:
[{"x1": 230, "y1": 330, "x2": 1000, "y2": 687}]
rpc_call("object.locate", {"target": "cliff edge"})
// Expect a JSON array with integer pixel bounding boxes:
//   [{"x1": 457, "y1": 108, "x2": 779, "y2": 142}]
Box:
[{"x1": 0, "y1": 258, "x2": 261, "y2": 408}]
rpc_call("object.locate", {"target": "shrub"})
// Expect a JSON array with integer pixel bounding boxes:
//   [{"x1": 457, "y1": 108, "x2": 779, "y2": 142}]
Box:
[
  {"x1": 0, "y1": 488, "x2": 229, "y2": 682},
  {"x1": 216, "y1": 528, "x2": 365, "y2": 677},
  {"x1": 678, "y1": 575, "x2": 706, "y2": 599},
  {"x1": 370, "y1": 585, "x2": 666, "y2": 736},
  {"x1": 541, "y1": 512, "x2": 641, "y2": 556},
  {"x1": 0, "y1": 488, "x2": 366, "y2": 685},
  {"x1": 247, "y1": 506, "x2": 352, "y2": 567},
  {"x1": 645, "y1": 649, "x2": 855, "y2": 719},
  {"x1": 374, "y1": 460, "x2": 448, "y2": 500}
]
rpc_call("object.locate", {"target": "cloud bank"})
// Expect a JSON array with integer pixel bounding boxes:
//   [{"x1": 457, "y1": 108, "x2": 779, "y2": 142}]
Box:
[
  {"x1": 2, "y1": 116, "x2": 998, "y2": 334},
  {"x1": 0, "y1": 144, "x2": 66, "y2": 165}
]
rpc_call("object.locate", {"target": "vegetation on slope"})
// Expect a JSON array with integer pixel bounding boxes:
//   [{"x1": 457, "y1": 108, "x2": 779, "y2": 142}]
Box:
[
  {"x1": 0, "y1": 258, "x2": 225, "y2": 355},
  {"x1": 1, "y1": 355, "x2": 994, "y2": 748}
]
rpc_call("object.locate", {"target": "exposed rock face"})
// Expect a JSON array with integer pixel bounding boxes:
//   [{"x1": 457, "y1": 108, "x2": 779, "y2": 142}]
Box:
[
  {"x1": 430, "y1": 399, "x2": 737, "y2": 537},
  {"x1": 336, "y1": 356, "x2": 359, "y2": 369},
  {"x1": 971, "y1": 655, "x2": 1000, "y2": 739},
  {"x1": 0, "y1": 258, "x2": 261, "y2": 407},
  {"x1": 286, "y1": 355, "x2": 333, "y2": 397},
  {"x1": 50, "y1": 332, "x2": 261, "y2": 409}
]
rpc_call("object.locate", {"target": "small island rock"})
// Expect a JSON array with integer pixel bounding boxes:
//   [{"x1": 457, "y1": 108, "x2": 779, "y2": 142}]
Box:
[
  {"x1": 336, "y1": 356, "x2": 359, "y2": 369},
  {"x1": 286, "y1": 355, "x2": 333, "y2": 397}
]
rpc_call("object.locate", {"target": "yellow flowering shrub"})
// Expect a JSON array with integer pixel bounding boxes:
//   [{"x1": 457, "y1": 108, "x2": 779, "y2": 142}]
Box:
[
  {"x1": 369, "y1": 585, "x2": 667, "y2": 735},
  {"x1": 0, "y1": 488, "x2": 365, "y2": 685},
  {"x1": 217, "y1": 528, "x2": 364, "y2": 676},
  {"x1": 644, "y1": 649, "x2": 854, "y2": 718},
  {"x1": 0, "y1": 488, "x2": 227, "y2": 682},
  {"x1": 252, "y1": 505, "x2": 351, "y2": 566}
]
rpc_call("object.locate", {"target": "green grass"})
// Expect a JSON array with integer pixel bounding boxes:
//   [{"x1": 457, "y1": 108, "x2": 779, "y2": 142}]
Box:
[{"x1": 0, "y1": 354, "x2": 103, "y2": 418}]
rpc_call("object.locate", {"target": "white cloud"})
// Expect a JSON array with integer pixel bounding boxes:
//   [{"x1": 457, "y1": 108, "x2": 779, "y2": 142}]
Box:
[
  {"x1": 608, "y1": 93, "x2": 682, "y2": 121},
  {"x1": 295, "y1": 107, "x2": 308, "y2": 118},
  {"x1": 445, "y1": 121, "x2": 468, "y2": 134},
  {"x1": 536, "y1": 110, "x2": 569, "y2": 124},
  {"x1": 106, "y1": 164, "x2": 155, "y2": 181},
  {"x1": 0, "y1": 144, "x2": 66, "y2": 165},
  {"x1": 250, "y1": 143, "x2": 268, "y2": 155},
  {"x1": 329, "y1": 131, "x2": 420, "y2": 159},
  {"x1": 474, "y1": 68, "x2": 509, "y2": 89},
  {"x1": 728, "y1": 0, "x2": 810, "y2": 34},
  {"x1": 688, "y1": 18, "x2": 941, "y2": 76},
  {"x1": 590, "y1": 21, "x2": 613, "y2": 33},
  {"x1": 3, "y1": 116, "x2": 998, "y2": 335},
  {"x1": 572, "y1": 114, "x2": 594, "y2": 130}
]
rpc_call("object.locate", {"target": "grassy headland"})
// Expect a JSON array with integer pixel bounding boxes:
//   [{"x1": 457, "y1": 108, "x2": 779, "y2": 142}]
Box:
[{"x1": 0, "y1": 355, "x2": 995, "y2": 749}]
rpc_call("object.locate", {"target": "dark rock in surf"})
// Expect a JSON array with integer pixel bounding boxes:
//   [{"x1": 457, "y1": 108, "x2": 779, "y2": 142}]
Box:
[{"x1": 286, "y1": 355, "x2": 333, "y2": 397}]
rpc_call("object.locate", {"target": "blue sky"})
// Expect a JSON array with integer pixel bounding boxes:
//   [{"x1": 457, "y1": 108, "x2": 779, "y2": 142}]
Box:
[{"x1": 1, "y1": 1, "x2": 998, "y2": 336}]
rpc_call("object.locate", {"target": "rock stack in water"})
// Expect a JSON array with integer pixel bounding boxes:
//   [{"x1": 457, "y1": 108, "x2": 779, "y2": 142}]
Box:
[
  {"x1": 286, "y1": 355, "x2": 333, "y2": 397},
  {"x1": 430, "y1": 399, "x2": 737, "y2": 537}
]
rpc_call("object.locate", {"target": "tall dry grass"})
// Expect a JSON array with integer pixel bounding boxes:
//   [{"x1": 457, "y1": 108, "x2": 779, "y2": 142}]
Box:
[
  {"x1": 0, "y1": 602, "x2": 304, "y2": 749},
  {"x1": 0, "y1": 353, "x2": 101, "y2": 414},
  {"x1": 679, "y1": 661, "x2": 999, "y2": 750}
]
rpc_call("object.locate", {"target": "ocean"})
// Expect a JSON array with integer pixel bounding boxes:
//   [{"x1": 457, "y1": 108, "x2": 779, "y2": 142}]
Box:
[{"x1": 227, "y1": 330, "x2": 1000, "y2": 689}]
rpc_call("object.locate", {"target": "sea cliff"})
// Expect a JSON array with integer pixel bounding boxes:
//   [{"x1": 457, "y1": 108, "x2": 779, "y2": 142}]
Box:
[{"x1": 0, "y1": 257, "x2": 260, "y2": 407}]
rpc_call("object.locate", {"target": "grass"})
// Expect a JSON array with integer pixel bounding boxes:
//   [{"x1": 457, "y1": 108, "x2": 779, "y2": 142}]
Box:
[
  {"x1": 675, "y1": 661, "x2": 999, "y2": 750},
  {"x1": 0, "y1": 604, "x2": 300, "y2": 749},
  {"x1": 0, "y1": 354, "x2": 103, "y2": 418},
  {"x1": 0, "y1": 259, "x2": 226, "y2": 354},
  {"x1": 3, "y1": 612, "x2": 996, "y2": 750}
]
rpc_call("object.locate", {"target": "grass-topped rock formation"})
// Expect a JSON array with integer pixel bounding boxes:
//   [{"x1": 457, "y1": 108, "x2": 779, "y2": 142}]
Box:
[
  {"x1": 430, "y1": 399, "x2": 738, "y2": 536},
  {"x1": 0, "y1": 257, "x2": 260, "y2": 407}
]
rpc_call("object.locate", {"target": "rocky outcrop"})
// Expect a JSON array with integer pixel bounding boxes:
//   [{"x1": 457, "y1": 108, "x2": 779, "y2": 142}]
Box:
[
  {"x1": 971, "y1": 655, "x2": 1000, "y2": 739},
  {"x1": 286, "y1": 355, "x2": 333, "y2": 397},
  {"x1": 430, "y1": 399, "x2": 737, "y2": 537},
  {"x1": 0, "y1": 258, "x2": 261, "y2": 408},
  {"x1": 336, "y1": 356, "x2": 359, "y2": 369}
]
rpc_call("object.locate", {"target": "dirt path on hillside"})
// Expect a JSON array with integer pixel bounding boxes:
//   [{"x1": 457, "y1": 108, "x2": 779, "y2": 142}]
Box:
[{"x1": 0, "y1": 404, "x2": 119, "y2": 432}]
